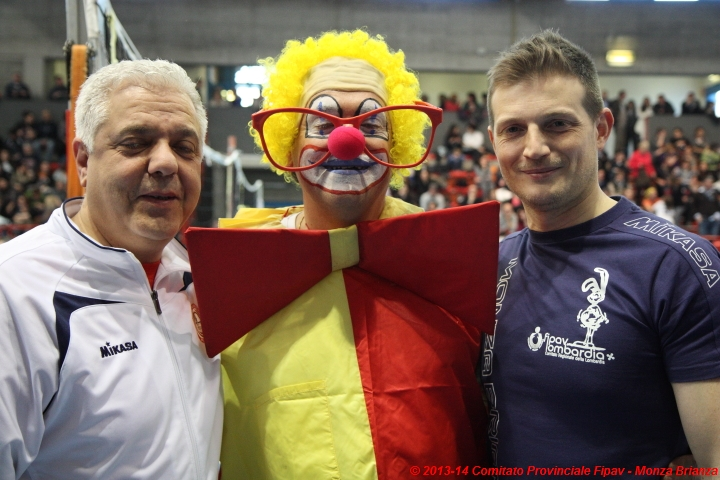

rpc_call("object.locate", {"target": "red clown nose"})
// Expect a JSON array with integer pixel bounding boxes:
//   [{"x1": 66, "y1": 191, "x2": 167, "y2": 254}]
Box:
[{"x1": 327, "y1": 126, "x2": 366, "y2": 160}]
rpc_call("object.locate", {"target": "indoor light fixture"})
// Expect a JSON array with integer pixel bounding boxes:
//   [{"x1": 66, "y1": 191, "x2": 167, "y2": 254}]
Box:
[{"x1": 606, "y1": 49, "x2": 635, "y2": 67}]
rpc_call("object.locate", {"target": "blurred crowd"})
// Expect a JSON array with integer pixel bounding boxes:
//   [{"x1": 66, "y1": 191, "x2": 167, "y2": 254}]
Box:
[
  {"x1": 0, "y1": 72, "x2": 70, "y2": 242},
  {"x1": 2, "y1": 74, "x2": 719, "y2": 247},
  {"x1": 0, "y1": 108, "x2": 68, "y2": 242},
  {"x1": 1, "y1": 73, "x2": 69, "y2": 101}
]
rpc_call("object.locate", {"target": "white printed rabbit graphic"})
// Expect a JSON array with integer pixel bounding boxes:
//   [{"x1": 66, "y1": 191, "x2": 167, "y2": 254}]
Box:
[{"x1": 576, "y1": 268, "x2": 609, "y2": 348}]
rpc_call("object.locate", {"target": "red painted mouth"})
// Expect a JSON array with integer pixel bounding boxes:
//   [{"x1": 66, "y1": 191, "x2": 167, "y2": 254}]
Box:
[{"x1": 299, "y1": 168, "x2": 390, "y2": 195}]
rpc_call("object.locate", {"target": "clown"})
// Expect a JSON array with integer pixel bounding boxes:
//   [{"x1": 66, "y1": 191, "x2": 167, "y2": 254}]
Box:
[
  {"x1": 243, "y1": 30, "x2": 439, "y2": 229},
  {"x1": 186, "y1": 30, "x2": 499, "y2": 479}
]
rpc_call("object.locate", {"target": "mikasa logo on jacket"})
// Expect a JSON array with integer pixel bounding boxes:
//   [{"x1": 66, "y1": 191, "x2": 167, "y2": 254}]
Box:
[{"x1": 100, "y1": 341, "x2": 139, "y2": 358}]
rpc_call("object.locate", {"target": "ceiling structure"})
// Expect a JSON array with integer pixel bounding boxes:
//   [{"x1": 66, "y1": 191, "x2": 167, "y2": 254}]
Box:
[{"x1": 1, "y1": 0, "x2": 719, "y2": 75}]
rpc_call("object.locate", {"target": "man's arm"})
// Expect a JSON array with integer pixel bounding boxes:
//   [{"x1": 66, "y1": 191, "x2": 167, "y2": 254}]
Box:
[
  {"x1": 0, "y1": 287, "x2": 54, "y2": 478},
  {"x1": 672, "y1": 379, "x2": 720, "y2": 475}
]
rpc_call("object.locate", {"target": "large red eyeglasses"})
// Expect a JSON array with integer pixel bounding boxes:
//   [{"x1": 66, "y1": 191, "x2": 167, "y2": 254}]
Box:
[{"x1": 251, "y1": 101, "x2": 443, "y2": 172}]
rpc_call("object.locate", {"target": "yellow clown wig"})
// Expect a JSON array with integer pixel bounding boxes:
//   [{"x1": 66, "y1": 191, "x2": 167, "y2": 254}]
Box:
[{"x1": 251, "y1": 29, "x2": 427, "y2": 188}]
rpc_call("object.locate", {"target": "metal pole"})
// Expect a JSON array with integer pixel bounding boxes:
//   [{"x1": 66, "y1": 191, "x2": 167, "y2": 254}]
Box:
[
  {"x1": 82, "y1": 0, "x2": 104, "y2": 73},
  {"x1": 66, "y1": 0, "x2": 80, "y2": 43},
  {"x1": 225, "y1": 135, "x2": 237, "y2": 217},
  {"x1": 225, "y1": 165, "x2": 234, "y2": 218}
]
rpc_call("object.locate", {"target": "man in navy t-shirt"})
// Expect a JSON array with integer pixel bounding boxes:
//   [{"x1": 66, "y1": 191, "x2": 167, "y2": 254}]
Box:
[{"x1": 482, "y1": 30, "x2": 720, "y2": 477}]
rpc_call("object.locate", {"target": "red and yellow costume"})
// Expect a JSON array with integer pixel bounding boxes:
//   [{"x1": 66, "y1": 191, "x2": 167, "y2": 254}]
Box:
[{"x1": 187, "y1": 198, "x2": 498, "y2": 478}]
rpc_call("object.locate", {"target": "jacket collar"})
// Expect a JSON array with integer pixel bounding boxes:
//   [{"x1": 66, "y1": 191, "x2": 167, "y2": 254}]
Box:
[{"x1": 51, "y1": 197, "x2": 189, "y2": 276}]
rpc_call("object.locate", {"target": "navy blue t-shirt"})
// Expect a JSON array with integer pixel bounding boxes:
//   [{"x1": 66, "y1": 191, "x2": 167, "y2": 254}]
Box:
[{"x1": 482, "y1": 197, "x2": 720, "y2": 477}]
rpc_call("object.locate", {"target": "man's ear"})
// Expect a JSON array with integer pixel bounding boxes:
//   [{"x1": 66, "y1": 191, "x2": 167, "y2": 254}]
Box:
[
  {"x1": 596, "y1": 108, "x2": 614, "y2": 149},
  {"x1": 487, "y1": 125, "x2": 496, "y2": 150},
  {"x1": 73, "y1": 138, "x2": 89, "y2": 188}
]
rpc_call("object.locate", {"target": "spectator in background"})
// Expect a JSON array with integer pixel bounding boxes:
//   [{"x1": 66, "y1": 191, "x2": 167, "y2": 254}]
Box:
[
  {"x1": 476, "y1": 154, "x2": 496, "y2": 202},
  {"x1": 493, "y1": 177, "x2": 513, "y2": 204},
  {"x1": 609, "y1": 150, "x2": 627, "y2": 176},
  {"x1": 671, "y1": 127, "x2": 689, "y2": 150},
  {"x1": 425, "y1": 200, "x2": 440, "y2": 211},
  {"x1": 625, "y1": 100, "x2": 639, "y2": 155},
  {"x1": 681, "y1": 92, "x2": 703, "y2": 115},
  {"x1": 446, "y1": 147, "x2": 465, "y2": 171},
  {"x1": 694, "y1": 176, "x2": 720, "y2": 235},
  {"x1": 654, "y1": 150, "x2": 675, "y2": 187},
  {"x1": 444, "y1": 124, "x2": 463, "y2": 152},
  {"x1": 653, "y1": 94, "x2": 675, "y2": 115},
  {"x1": 4, "y1": 129, "x2": 21, "y2": 156},
  {"x1": 692, "y1": 126, "x2": 707, "y2": 154},
  {"x1": 18, "y1": 143, "x2": 38, "y2": 172},
  {"x1": 408, "y1": 167, "x2": 431, "y2": 203},
  {"x1": 641, "y1": 186, "x2": 674, "y2": 223},
  {"x1": 12, "y1": 111, "x2": 36, "y2": 139},
  {"x1": 461, "y1": 122, "x2": 484, "y2": 160},
  {"x1": 609, "y1": 90, "x2": 627, "y2": 154},
  {"x1": 700, "y1": 143, "x2": 720, "y2": 179},
  {"x1": 654, "y1": 127, "x2": 668, "y2": 151},
  {"x1": 13, "y1": 166, "x2": 35, "y2": 193},
  {"x1": 3, "y1": 182, "x2": 24, "y2": 221},
  {"x1": 420, "y1": 182, "x2": 446, "y2": 212},
  {"x1": 11, "y1": 195, "x2": 32, "y2": 225},
  {"x1": 0, "y1": 149, "x2": 12, "y2": 177},
  {"x1": 705, "y1": 101, "x2": 719, "y2": 125},
  {"x1": 628, "y1": 140, "x2": 656, "y2": 189},
  {"x1": 673, "y1": 154, "x2": 692, "y2": 185},
  {"x1": 419, "y1": 181, "x2": 446, "y2": 211},
  {"x1": 4, "y1": 73, "x2": 31, "y2": 100},
  {"x1": 610, "y1": 169, "x2": 628, "y2": 196},
  {"x1": 498, "y1": 201, "x2": 518, "y2": 238},
  {"x1": 47, "y1": 76, "x2": 69, "y2": 101},
  {"x1": 459, "y1": 92, "x2": 483, "y2": 126},
  {"x1": 437, "y1": 94, "x2": 447, "y2": 110},
  {"x1": 391, "y1": 181, "x2": 413, "y2": 205},
  {"x1": 0, "y1": 176, "x2": 12, "y2": 223},
  {"x1": 456, "y1": 183, "x2": 482, "y2": 207},
  {"x1": 35, "y1": 161, "x2": 52, "y2": 186},
  {"x1": 35, "y1": 109, "x2": 59, "y2": 159},
  {"x1": 442, "y1": 93, "x2": 460, "y2": 111},
  {"x1": 635, "y1": 96, "x2": 653, "y2": 142}
]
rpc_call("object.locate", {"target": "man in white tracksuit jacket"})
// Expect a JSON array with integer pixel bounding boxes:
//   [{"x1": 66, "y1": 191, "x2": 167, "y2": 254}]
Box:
[{"x1": 0, "y1": 60, "x2": 222, "y2": 479}]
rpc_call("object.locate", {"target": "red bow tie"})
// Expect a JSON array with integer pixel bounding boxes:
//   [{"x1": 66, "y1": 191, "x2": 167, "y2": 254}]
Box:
[{"x1": 186, "y1": 202, "x2": 499, "y2": 357}]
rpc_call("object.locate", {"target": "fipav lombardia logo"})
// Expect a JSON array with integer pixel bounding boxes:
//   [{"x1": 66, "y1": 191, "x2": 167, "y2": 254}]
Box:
[{"x1": 527, "y1": 267, "x2": 615, "y2": 365}]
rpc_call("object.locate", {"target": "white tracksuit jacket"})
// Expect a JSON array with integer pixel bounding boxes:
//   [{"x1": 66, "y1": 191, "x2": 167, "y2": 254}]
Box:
[{"x1": 0, "y1": 198, "x2": 223, "y2": 479}]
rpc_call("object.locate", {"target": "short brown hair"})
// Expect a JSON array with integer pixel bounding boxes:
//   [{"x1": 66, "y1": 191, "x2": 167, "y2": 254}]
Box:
[{"x1": 487, "y1": 30, "x2": 603, "y2": 126}]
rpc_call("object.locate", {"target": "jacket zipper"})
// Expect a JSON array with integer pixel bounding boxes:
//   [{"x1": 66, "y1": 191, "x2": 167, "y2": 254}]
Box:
[
  {"x1": 150, "y1": 287, "x2": 203, "y2": 480},
  {"x1": 151, "y1": 290, "x2": 162, "y2": 314}
]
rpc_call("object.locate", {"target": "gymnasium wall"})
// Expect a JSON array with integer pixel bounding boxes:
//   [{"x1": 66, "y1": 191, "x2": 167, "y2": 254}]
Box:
[{"x1": 2, "y1": 0, "x2": 720, "y2": 100}]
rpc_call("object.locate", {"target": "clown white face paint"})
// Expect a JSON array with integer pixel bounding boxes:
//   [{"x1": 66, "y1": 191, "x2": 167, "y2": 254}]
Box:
[{"x1": 295, "y1": 91, "x2": 390, "y2": 195}]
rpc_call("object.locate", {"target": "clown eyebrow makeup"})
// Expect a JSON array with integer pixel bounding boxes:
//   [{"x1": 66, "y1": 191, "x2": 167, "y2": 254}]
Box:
[
  {"x1": 356, "y1": 98, "x2": 389, "y2": 141},
  {"x1": 305, "y1": 95, "x2": 341, "y2": 138},
  {"x1": 354, "y1": 98, "x2": 382, "y2": 116}
]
